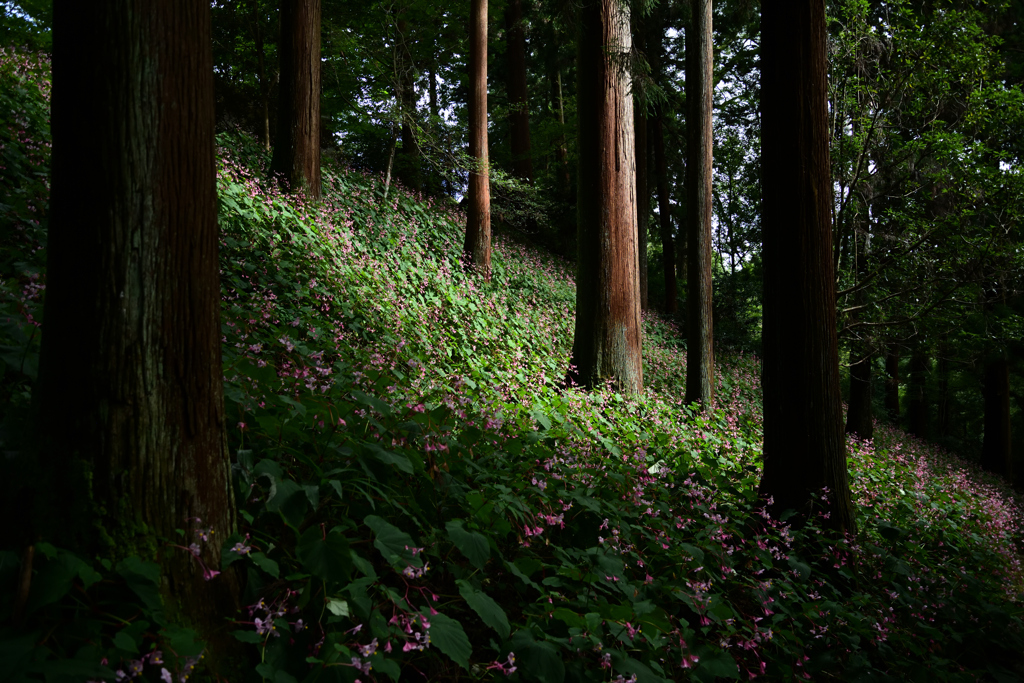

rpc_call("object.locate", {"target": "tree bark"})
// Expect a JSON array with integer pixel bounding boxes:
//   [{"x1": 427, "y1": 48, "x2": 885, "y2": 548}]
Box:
[
  {"x1": 41, "y1": 0, "x2": 240, "y2": 666},
  {"x1": 251, "y1": 0, "x2": 272, "y2": 151},
  {"x1": 759, "y1": 0, "x2": 855, "y2": 532},
  {"x1": 885, "y1": 344, "x2": 901, "y2": 421},
  {"x1": 685, "y1": 0, "x2": 714, "y2": 407},
  {"x1": 982, "y1": 354, "x2": 1012, "y2": 478},
  {"x1": 567, "y1": 0, "x2": 642, "y2": 394},
  {"x1": 907, "y1": 348, "x2": 929, "y2": 439},
  {"x1": 505, "y1": 0, "x2": 533, "y2": 182},
  {"x1": 463, "y1": 0, "x2": 491, "y2": 277},
  {"x1": 270, "y1": 0, "x2": 321, "y2": 199},
  {"x1": 393, "y1": 9, "x2": 421, "y2": 192},
  {"x1": 652, "y1": 109, "x2": 676, "y2": 315},
  {"x1": 634, "y1": 49, "x2": 649, "y2": 311},
  {"x1": 845, "y1": 349, "x2": 874, "y2": 439}
]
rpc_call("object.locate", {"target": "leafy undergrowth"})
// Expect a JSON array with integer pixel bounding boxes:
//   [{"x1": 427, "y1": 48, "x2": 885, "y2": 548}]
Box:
[{"x1": 1, "y1": 52, "x2": 1024, "y2": 683}]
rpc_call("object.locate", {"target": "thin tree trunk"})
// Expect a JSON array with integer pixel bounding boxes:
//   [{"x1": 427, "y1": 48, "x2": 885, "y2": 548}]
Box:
[
  {"x1": 907, "y1": 348, "x2": 929, "y2": 439},
  {"x1": 759, "y1": 0, "x2": 855, "y2": 532},
  {"x1": 41, "y1": 0, "x2": 240, "y2": 666},
  {"x1": 982, "y1": 355, "x2": 1012, "y2": 478},
  {"x1": 567, "y1": 0, "x2": 642, "y2": 394},
  {"x1": 251, "y1": 0, "x2": 272, "y2": 151},
  {"x1": 634, "y1": 18, "x2": 649, "y2": 311},
  {"x1": 685, "y1": 0, "x2": 714, "y2": 407},
  {"x1": 885, "y1": 344, "x2": 901, "y2": 421},
  {"x1": 936, "y1": 346, "x2": 950, "y2": 437},
  {"x1": 463, "y1": 0, "x2": 491, "y2": 277},
  {"x1": 270, "y1": 0, "x2": 321, "y2": 199},
  {"x1": 652, "y1": 109, "x2": 676, "y2": 314},
  {"x1": 505, "y1": 0, "x2": 533, "y2": 182},
  {"x1": 394, "y1": 10, "x2": 420, "y2": 191}
]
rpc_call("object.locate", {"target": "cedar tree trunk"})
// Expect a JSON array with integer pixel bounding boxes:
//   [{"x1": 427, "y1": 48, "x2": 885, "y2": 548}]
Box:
[
  {"x1": 885, "y1": 345, "x2": 901, "y2": 421},
  {"x1": 40, "y1": 0, "x2": 240, "y2": 664},
  {"x1": 505, "y1": 0, "x2": 534, "y2": 182},
  {"x1": 982, "y1": 355, "x2": 1012, "y2": 478},
  {"x1": 907, "y1": 349, "x2": 929, "y2": 439},
  {"x1": 759, "y1": 0, "x2": 855, "y2": 531},
  {"x1": 652, "y1": 109, "x2": 676, "y2": 314},
  {"x1": 567, "y1": 0, "x2": 643, "y2": 394},
  {"x1": 270, "y1": 0, "x2": 321, "y2": 199},
  {"x1": 464, "y1": 0, "x2": 491, "y2": 277},
  {"x1": 685, "y1": 0, "x2": 714, "y2": 407},
  {"x1": 845, "y1": 349, "x2": 874, "y2": 439},
  {"x1": 635, "y1": 87, "x2": 649, "y2": 310}
]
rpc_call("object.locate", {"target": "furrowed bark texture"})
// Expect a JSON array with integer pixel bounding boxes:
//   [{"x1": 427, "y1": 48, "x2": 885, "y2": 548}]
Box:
[
  {"x1": 271, "y1": 0, "x2": 321, "y2": 199},
  {"x1": 505, "y1": 0, "x2": 534, "y2": 182},
  {"x1": 685, "y1": 0, "x2": 714, "y2": 407},
  {"x1": 42, "y1": 0, "x2": 240, "y2": 660},
  {"x1": 759, "y1": 0, "x2": 854, "y2": 531},
  {"x1": 464, "y1": 0, "x2": 491, "y2": 277},
  {"x1": 982, "y1": 355, "x2": 1012, "y2": 477},
  {"x1": 568, "y1": 0, "x2": 642, "y2": 394},
  {"x1": 652, "y1": 110, "x2": 676, "y2": 314}
]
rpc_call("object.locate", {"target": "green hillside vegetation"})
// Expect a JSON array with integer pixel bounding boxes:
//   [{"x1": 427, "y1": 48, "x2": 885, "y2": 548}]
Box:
[{"x1": 0, "y1": 44, "x2": 1022, "y2": 679}]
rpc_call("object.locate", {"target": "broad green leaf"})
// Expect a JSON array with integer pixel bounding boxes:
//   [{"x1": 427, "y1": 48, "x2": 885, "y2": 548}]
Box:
[
  {"x1": 250, "y1": 552, "x2": 280, "y2": 579},
  {"x1": 446, "y1": 519, "x2": 489, "y2": 570},
  {"x1": 297, "y1": 526, "x2": 352, "y2": 582},
  {"x1": 326, "y1": 598, "x2": 350, "y2": 617},
  {"x1": 365, "y1": 515, "x2": 421, "y2": 568},
  {"x1": 425, "y1": 611, "x2": 471, "y2": 669},
  {"x1": 265, "y1": 478, "x2": 308, "y2": 528},
  {"x1": 457, "y1": 580, "x2": 510, "y2": 639}
]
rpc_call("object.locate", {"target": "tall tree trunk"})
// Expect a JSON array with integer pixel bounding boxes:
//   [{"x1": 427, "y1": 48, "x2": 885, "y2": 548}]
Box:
[
  {"x1": 251, "y1": 0, "x2": 272, "y2": 151},
  {"x1": 270, "y1": 0, "x2": 321, "y2": 199},
  {"x1": 845, "y1": 217, "x2": 872, "y2": 439},
  {"x1": 635, "y1": 113, "x2": 648, "y2": 312},
  {"x1": 885, "y1": 344, "x2": 901, "y2": 421},
  {"x1": 394, "y1": 9, "x2": 420, "y2": 192},
  {"x1": 982, "y1": 355, "x2": 1012, "y2": 477},
  {"x1": 463, "y1": 0, "x2": 491, "y2": 277},
  {"x1": 41, "y1": 0, "x2": 240, "y2": 666},
  {"x1": 651, "y1": 109, "x2": 676, "y2": 314},
  {"x1": 567, "y1": 0, "x2": 642, "y2": 394},
  {"x1": 685, "y1": 0, "x2": 714, "y2": 407},
  {"x1": 907, "y1": 348, "x2": 929, "y2": 439},
  {"x1": 845, "y1": 349, "x2": 874, "y2": 439},
  {"x1": 505, "y1": 0, "x2": 533, "y2": 182},
  {"x1": 936, "y1": 346, "x2": 951, "y2": 437},
  {"x1": 759, "y1": 0, "x2": 855, "y2": 532},
  {"x1": 634, "y1": 17, "x2": 649, "y2": 312}
]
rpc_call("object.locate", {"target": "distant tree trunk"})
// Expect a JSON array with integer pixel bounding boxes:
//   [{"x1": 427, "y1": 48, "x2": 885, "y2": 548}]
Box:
[
  {"x1": 270, "y1": 0, "x2": 321, "y2": 199},
  {"x1": 982, "y1": 355, "x2": 1012, "y2": 477},
  {"x1": 936, "y1": 346, "x2": 951, "y2": 437},
  {"x1": 394, "y1": 10, "x2": 420, "y2": 192},
  {"x1": 567, "y1": 0, "x2": 642, "y2": 394},
  {"x1": 251, "y1": 0, "x2": 273, "y2": 151},
  {"x1": 505, "y1": 0, "x2": 533, "y2": 182},
  {"x1": 41, "y1": 0, "x2": 240, "y2": 666},
  {"x1": 885, "y1": 345, "x2": 901, "y2": 420},
  {"x1": 652, "y1": 109, "x2": 676, "y2": 315},
  {"x1": 845, "y1": 219, "x2": 872, "y2": 439},
  {"x1": 635, "y1": 109, "x2": 648, "y2": 311},
  {"x1": 759, "y1": 0, "x2": 855, "y2": 532},
  {"x1": 463, "y1": 0, "x2": 491, "y2": 277},
  {"x1": 845, "y1": 349, "x2": 874, "y2": 439},
  {"x1": 685, "y1": 0, "x2": 714, "y2": 407},
  {"x1": 907, "y1": 348, "x2": 929, "y2": 439}
]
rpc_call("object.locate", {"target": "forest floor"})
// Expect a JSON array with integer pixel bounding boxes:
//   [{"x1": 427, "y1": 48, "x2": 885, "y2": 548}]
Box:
[{"x1": 205, "y1": 130, "x2": 1024, "y2": 682}]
